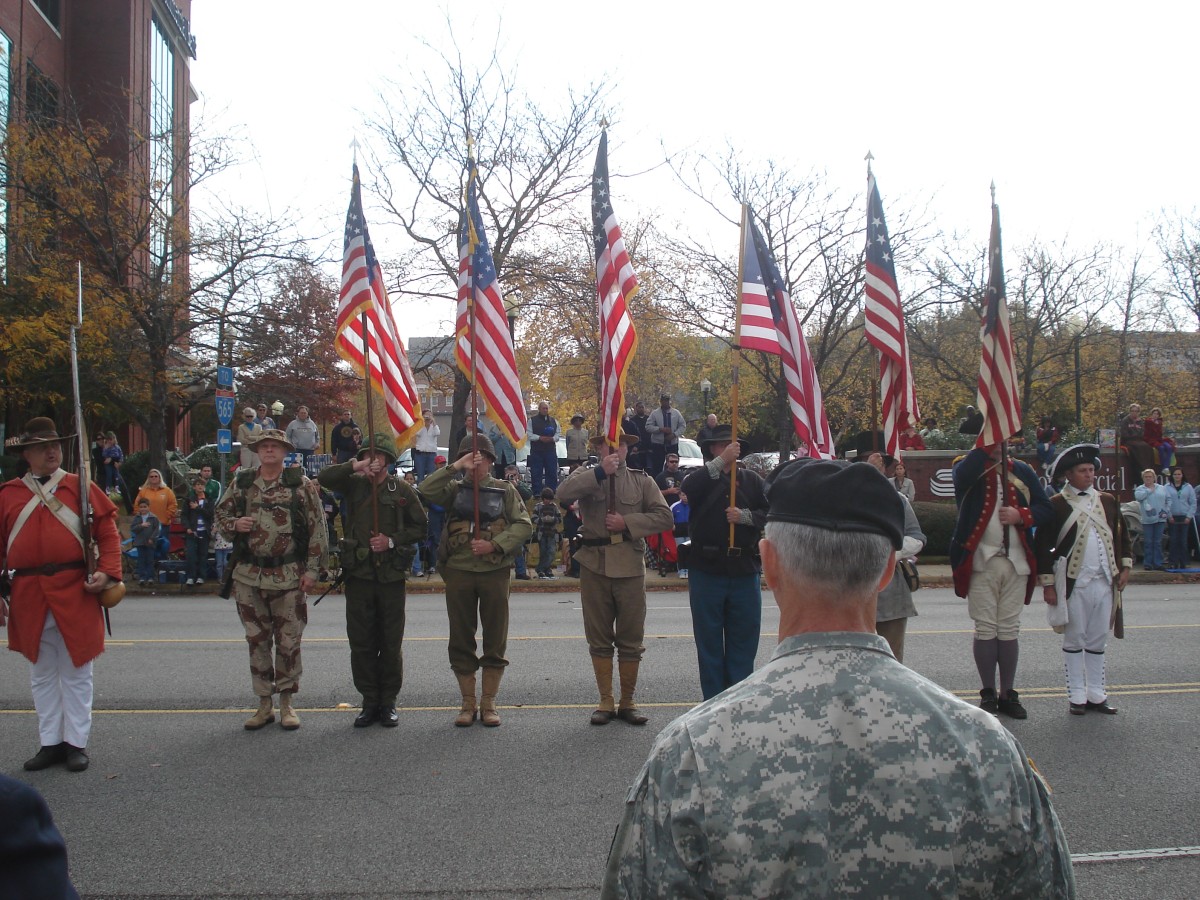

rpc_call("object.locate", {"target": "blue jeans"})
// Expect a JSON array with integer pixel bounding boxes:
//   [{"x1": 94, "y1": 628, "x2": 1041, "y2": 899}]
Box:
[
  {"x1": 537, "y1": 531, "x2": 557, "y2": 575},
  {"x1": 1037, "y1": 442, "x2": 1057, "y2": 468},
  {"x1": 1142, "y1": 521, "x2": 1165, "y2": 568},
  {"x1": 136, "y1": 546, "x2": 156, "y2": 582},
  {"x1": 514, "y1": 544, "x2": 527, "y2": 577},
  {"x1": 1168, "y1": 518, "x2": 1192, "y2": 568},
  {"x1": 186, "y1": 534, "x2": 210, "y2": 581},
  {"x1": 528, "y1": 451, "x2": 558, "y2": 495},
  {"x1": 687, "y1": 569, "x2": 763, "y2": 700},
  {"x1": 413, "y1": 451, "x2": 437, "y2": 482}
]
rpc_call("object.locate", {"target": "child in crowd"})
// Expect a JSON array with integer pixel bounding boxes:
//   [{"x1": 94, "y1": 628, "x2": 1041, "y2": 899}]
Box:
[
  {"x1": 130, "y1": 498, "x2": 160, "y2": 587},
  {"x1": 534, "y1": 488, "x2": 562, "y2": 579},
  {"x1": 182, "y1": 478, "x2": 212, "y2": 585}
]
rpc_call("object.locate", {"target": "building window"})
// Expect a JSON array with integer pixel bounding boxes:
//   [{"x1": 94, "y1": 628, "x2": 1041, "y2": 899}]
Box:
[
  {"x1": 25, "y1": 62, "x2": 58, "y2": 125},
  {"x1": 30, "y1": 0, "x2": 60, "y2": 30},
  {"x1": 149, "y1": 16, "x2": 175, "y2": 280}
]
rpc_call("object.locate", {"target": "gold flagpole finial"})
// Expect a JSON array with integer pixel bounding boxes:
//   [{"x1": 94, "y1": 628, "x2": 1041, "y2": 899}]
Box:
[
  {"x1": 864, "y1": 149, "x2": 874, "y2": 176},
  {"x1": 990, "y1": 180, "x2": 997, "y2": 205},
  {"x1": 350, "y1": 136, "x2": 360, "y2": 167}
]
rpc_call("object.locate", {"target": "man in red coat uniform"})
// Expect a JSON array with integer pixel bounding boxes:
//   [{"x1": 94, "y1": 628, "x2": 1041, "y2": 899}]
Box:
[{"x1": 1, "y1": 418, "x2": 122, "y2": 773}]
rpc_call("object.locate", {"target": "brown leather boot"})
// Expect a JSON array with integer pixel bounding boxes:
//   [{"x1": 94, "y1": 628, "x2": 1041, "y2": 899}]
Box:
[
  {"x1": 479, "y1": 667, "x2": 504, "y2": 727},
  {"x1": 617, "y1": 660, "x2": 648, "y2": 725},
  {"x1": 454, "y1": 672, "x2": 477, "y2": 727},
  {"x1": 244, "y1": 696, "x2": 275, "y2": 731},
  {"x1": 279, "y1": 693, "x2": 300, "y2": 730},
  {"x1": 590, "y1": 656, "x2": 616, "y2": 725}
]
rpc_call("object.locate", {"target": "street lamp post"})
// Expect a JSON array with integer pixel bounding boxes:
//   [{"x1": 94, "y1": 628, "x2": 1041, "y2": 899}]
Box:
[{"x1": 700, "y1": 378, "x2": 711, "y2": 416}]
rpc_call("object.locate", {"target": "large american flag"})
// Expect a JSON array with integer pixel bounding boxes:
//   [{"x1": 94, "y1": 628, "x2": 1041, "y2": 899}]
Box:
[
  {"x1": 975, "y1": 197, "x2": 1021, "y2": 448},
  {"x1": 336, "y1": 164, "x2": 423, "y2": 448},
  {"x1": 863, "y1": 172, "x2": 919, "y2": 457},
  {"x1": 454, "y1": 158, "x2": 527, "y2": 448},
  {"x1": 738, "y1": 205, "x2": 835, "y2": 459},
  {"x1": 592, "y1": 130, "x2": 639, "y2": 449}
]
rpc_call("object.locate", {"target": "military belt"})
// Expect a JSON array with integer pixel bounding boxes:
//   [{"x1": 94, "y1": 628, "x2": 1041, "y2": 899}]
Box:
[
  {"x1": 580, "y1": 533, "x2": 631, "y2": 547},
  {"x1": 11, "y1": 560, "x2": 87, "y2": 578},
  {"x1": 249, "y1": 553, "x2": 300, "y2": 568}
]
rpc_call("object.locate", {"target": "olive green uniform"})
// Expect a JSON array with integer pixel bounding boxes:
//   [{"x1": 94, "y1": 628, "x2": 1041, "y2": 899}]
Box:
[
  {"x1": 318, "y1": 462, "x2": 427, "y2": 708},
  {"x1": 419, "y1": 465, "x2": 533, "y2": 674},
  {"x1": 215, "y1": 468, "x2": 327, "y2": 698}
]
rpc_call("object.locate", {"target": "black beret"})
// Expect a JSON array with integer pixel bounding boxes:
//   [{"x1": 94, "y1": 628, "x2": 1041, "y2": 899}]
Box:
[{"x1": 765, "y1": 458, "x2": 904, "y2": 550}]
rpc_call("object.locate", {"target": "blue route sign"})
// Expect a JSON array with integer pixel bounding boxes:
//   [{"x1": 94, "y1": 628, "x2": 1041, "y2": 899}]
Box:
[
  {"x1": 217, "y1": 429, "x2": 232, "y2": 454},
  {"x1": 216, "y1": 365, "x2": 234, "y2": 389},
  {"x1": 215, "y1": 395, "x2": 235, "y2": 426}
]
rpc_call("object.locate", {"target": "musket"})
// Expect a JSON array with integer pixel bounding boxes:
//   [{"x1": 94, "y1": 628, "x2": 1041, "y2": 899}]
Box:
[{"x1": 71, "y1": 263, "x2": 124, "y2": 633}]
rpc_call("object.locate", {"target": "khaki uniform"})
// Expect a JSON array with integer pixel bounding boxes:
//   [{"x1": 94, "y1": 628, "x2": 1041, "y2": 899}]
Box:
[
  {"x1": 556, "y1": 463, "x2": 672, "y2": 660},
  {"x1": 318, "y1": 462, "x2": 427, "y2": 707},
  {"x1": 418, "y1": 465, "x2": 532, "y2": 673},
  {"x1": 215, "y1": 469, "x2": 327, "y2": 697}
]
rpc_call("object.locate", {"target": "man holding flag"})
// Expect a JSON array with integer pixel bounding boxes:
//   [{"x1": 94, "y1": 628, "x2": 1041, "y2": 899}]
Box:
[{"x1": 949, "y1": 192, "x2": 1053, "y2": 720}]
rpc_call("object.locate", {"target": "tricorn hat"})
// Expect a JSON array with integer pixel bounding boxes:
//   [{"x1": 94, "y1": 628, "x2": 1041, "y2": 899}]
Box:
[
  {"x1": 590, "y1": 430, "x2": 639, "y2": 448},
  {"x1": 5, "y1": 417, "x2": 73, "y2": 450},
  {"x1": 1050, "y1": 443, "x2": 1101, "y2": 482},
  {"x1": 246, "y1": 428, "x2": 295, "y2": 452},
  {"x1": 455, "y1": 433, "x2": 497, "y2": 461},
  {"x1": 356, "y1": 433, "x2": 399, "y2": 465}
]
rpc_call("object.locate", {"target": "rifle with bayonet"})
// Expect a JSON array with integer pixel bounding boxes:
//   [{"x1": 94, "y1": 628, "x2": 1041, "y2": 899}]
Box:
[{"x1": 71, "y1": 263, "x2": 125, "y2": 631}]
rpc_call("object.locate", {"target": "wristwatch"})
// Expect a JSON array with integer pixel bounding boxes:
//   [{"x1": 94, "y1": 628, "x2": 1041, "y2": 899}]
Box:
[{"x1": 387, "y1": 537, "x2": 395, "y2": 549}]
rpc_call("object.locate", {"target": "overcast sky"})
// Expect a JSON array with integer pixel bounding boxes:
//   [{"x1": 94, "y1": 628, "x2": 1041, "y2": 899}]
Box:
[{"x1": 190, "y1": 1, "x2": 1198, "y2": 337}]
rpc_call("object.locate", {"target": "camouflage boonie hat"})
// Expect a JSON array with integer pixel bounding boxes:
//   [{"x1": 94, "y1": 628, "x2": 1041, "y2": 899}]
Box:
[
  {"x1": 455, "y1": 433, "x2": 497, "y2": 461},
  {"x1": 246, "y1": 428, "x2": 295, "y2": 452},
  {"x1": 357, "y1": 433, "x2": 399, "y2": 464}
]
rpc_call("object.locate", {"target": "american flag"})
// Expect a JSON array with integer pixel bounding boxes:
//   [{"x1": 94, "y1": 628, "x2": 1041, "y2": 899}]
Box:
[
  {"x1": 336, "y1": 164, "x2": 423, "y2": 448},
  {"x1": 975, "y1": 196, "x2": 1021, "y2": 448},
  {"x1": 454, "y1": 158, "x2": 527, "y2": 448},
  {"x1": 738, "y1": 205, "x2": 835, "y2": 459},
  {"x1": 592, "y1": 130, "x2": 639, "y2": 449},
  {"x1": 863, "y1": 171, "x2": 919, "y2": 457}
]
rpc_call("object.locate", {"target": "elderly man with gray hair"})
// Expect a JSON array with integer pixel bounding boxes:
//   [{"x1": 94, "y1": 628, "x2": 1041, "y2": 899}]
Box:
[{"x1": 603, "y1": 458, "x2": 1075, "y2": 899}]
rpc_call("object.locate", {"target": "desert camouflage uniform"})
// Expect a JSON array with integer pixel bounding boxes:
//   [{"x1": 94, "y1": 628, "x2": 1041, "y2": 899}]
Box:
[
  {"x1": 215, "y1": 469, "x2": 327, "y2": 697},
  {"x1": 602, "y1": 631, "x2": 1075, "y2": 899}
]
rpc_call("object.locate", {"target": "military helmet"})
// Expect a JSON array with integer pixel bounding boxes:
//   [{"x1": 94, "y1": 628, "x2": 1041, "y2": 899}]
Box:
[
  {"x1": 455, "y1": 433, "x2": 497, "y2": 461},
  {"x1": 357, "y1": 433, "x2": 399, "y2": 464}
]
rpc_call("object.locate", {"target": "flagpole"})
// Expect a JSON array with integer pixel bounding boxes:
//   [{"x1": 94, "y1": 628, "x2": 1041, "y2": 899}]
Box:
[
  {"x1": 727, "y1": 205, "x2": 752, "y2": 552},
  {"x1": 466, "y1": 142, "x2": 481, "y2": 535}
]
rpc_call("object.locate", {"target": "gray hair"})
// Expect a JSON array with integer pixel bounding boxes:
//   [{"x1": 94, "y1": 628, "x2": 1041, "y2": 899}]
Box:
[{"x1": 764, "y1": 521, "x2": 892, "y2": 594}]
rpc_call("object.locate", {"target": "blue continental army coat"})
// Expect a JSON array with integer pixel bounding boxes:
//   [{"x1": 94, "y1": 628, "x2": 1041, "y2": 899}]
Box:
[{"x1": 949, "y1": 448, "x2": 1053, "y2": 603}]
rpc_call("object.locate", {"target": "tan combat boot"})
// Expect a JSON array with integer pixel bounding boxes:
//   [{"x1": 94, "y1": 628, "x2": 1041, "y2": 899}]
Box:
[
  {"x1": 590, "y1": 656, "x2": 616, "y2": 725},
  {"x1": 244, "y1": 696, "x2": 275, "y2": 731},
  {"x1": 279, "y1": 692, "x2": 300, "y2": 730},
  {"x1": 479, "y1": 667, "x2": 504, "y2": 727},
  {"x1": 616, "y1": 660, "x2": 648, "y2": 725},
  {"x1": 454, "y1": 672, "x2": 478, "y2": 727}
]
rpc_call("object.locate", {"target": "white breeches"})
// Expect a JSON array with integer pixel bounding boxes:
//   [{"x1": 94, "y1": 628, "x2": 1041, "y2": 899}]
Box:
[
  {"x1": 1062, "y1": 577, "x2": 1112, "y2": 653},
  {"x1": 29, "y1": 611, "x2": 94, "y2": 748}
]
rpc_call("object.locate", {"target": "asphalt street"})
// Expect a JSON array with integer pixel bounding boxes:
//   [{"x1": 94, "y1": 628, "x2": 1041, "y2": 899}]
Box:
[{"x1": 2, "y1": 580, "x2": 1197, "y2": 899}]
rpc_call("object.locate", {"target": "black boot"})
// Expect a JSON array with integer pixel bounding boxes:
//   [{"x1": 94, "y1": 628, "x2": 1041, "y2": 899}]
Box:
[{"x1": 354, "y1": 704, "x2": 380, "y2": 728}]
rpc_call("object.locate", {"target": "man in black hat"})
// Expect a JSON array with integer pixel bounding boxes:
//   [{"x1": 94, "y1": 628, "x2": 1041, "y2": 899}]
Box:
[
  {"x1": 557, "y1": 431, "x2": 673, "y2": 726},
  {"x1": 680, "y1": 425, "x2": 769, "y2": 700},
  {"x1": 418, "y1": 434, "x2": 532, "y2": 727},
  {"x1": 318, "y1": 433, "x2": 428, "y2": 728},
  {"x1": 949, "y1": 443, "x2": 1053, "y2": 719},
  {"x1": 602, "y1": 459, "x2": 1074, "y2": 898},
  {"x1": 1, "y1": 418, "x2": 122, "y2": 773},
  {"x1": 1036, "y1": 444, "x2": 1130, "y2": 716}
]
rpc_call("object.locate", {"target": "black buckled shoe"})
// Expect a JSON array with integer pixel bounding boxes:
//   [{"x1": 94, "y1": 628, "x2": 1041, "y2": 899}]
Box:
[
  {"x1": 353, "y1": 705, "x2": 380, "y2": 728},
  {"x1": 1069, "y1": 702, "x2": 1087, "y2": 716},
  {"x1": 379, "y1": 705, "x2": 399, "y2": 727},
  {"x1": 997, "y1": 690, "x2": 1028, "y2": 720},
  {"x1": 1086, "y1": 699, "x2": 1118, "y2": 715},
  {"x1": 23, "y1": 743, "x2": 68, "y2": 771},
  {"x1": 65, "y1": 746, "x2": 89, "y2": 772},
  {"x1": 979, "y1": 688, "x2": 1000, "y2": 715}
]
